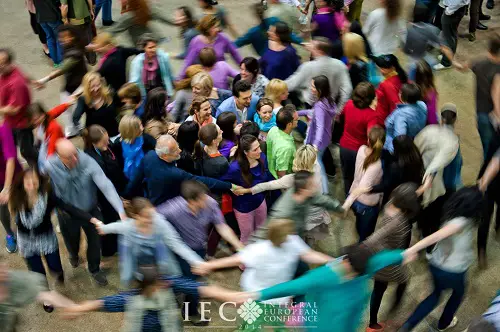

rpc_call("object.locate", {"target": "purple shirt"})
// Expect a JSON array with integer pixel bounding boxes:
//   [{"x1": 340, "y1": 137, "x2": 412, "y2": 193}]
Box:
[
  {"x1": 304, "y1": 98, "x2": 337, "y2": 151},
  {"x1": 156, "y1": 196, "x2": 224, "y2": 250},
  {"x1": 178, "y1": 33, "x2": 243, "y2": 79},
  {"x1": 0, "y1": 123, "x2": 22, "y2": 186},
  {"x1": 209, "y1": 61, "x2": 239, "y2": 90},
  {"x1": 219, "y1": 140, "x2": 236, "y2": 159},
  {"x1": 259, "y1": 45, "x2": 300, "y2": 80},
  {"x1": 311, "y1": 12, "x2": 340, "y2": 43},
  {"x1": 424, "y1": 89, "x2": 438, "y2": 125}
]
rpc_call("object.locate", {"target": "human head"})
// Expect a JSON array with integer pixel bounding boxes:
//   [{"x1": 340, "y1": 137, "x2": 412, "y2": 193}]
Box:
[
  {"x1": 310, "y1": 37, "x2": 333, "y2": 58},
  {"x1": 293, "y1": 171, "x2": 316, "y2": 199},
  {"x1": 191, "y1": 72, "x2": 214, "y2": 97},
  {"x1": 175, "y1": 6, "x2": 196, "y2": 28},
  {"x1": 27, "y1": 102, "x2": 49, "y2": 128},
  {"x1": 393, "y1": 135, "x2": 424, "y2": 181},
  {"x1": 440, "y1": 103, "x2": 458, "y2": 126},
  {"x1": 199, "y1": 47, "x2": 217, "y2": 68},
  {"x1": 56, "y1": 139, "x2": 79, "y2": 169},
  {"x1": 119, "y1": 115, "x2": 143, "y2": 143},
  {"x1": 198, "y1": 123, "x2": 222, "y2": 147},
  {"x1": 276, "y1": 104, "x2": 298, "y2": 133},
  {"x1": 139, "y1": 33, "x2": 158, "y2": 58},
  {"x1": 388, "y1": 182, "x2": 421, "y2": 218},
  {"x1": 233, "y1": 80, "x2": 253, "y2": 109},
  {"x1": 118, "y1": 83, "x2": 142, "y2": 109},
  {"x1": 144, "y1": 88, "x2": 168, "y2": 122},
  {"x1": 0, "y1": 48, "x2": 14, "y2": 76},
  {"x1": 197, "y1": 15, "x2": 220, "y2": 38},
  {"x1": 9, "y1": 168, "x2": 51, "y2": 216},
  {"x1": 91, "y1": 33, "x2": 116, "y2": 54},
  {"x1": 441, "y1": 186, "x2": 484, "y2": 225},
  {"x1": 83, "y1": 125, "x2": 109, "y2": 151},
  {"x1": 240, "y1": 121, "x2": 260, "y2": 138},
  {"x1": 155, "y1": 134, "x2": 181, "y2": 162},
  {"x1": 82, "y1": 72, "x2": 112, "y2": 106},
  {"x1": 181, "y1": 180, "x2": 209, "y2": 212},
  {"x1": 256, "y1": 98, "x2": 274, "y2": 123},
  {"x1": 236, "y1": 135, "x2": 262, "y2": 186},
  {"x1": 128, "y1": 197, "x2": 155, "y2": 227},
  {"x1": 412, "y1": 3, "x2": 430, "y2": 23},
  {"x1": 373, "y1": 54, "x2": 408, "y2": 83},
  {"x1": 363, "y1": 126, "x2": 385, "y2": 170},
  {"x1": 217, "y1": 111, "x2": 237, "y2": 142},
  {"x1": 488, "y1": 33, "x2": 500, "y2": 57},
  {"x1": 240, "y1": 57, "x2": 260, "y2": 83},
  {"x1": 343, "y1": 243, "x2": 373, "y2": 275},
  {"x1": 268, "y1": 219, "x2": 296, "y2": 247},
  {"x1": 414, "y1": 60, "x2": 435, "y2": 98},
  {"x1": 58, "y1": 24, "x2": 83, "y2": 48},
  {"x1": 292, "y1": 145, "x2": 317, "y2": 172},
  {"x1": 177, "y1": 121, "x2": 200, "y2": 153},
  {"x1": 382, "y1": 0, "x2": 401, "y2": 21},
  {"x1": 265, "y1": 79, "x2": 288, "y2": 104},
  {"x1": 189, "y1": 96, "x2": 212, "y2": 123},
  {"x1": 400, "y1": 83, "x2": 421, "y2": 104},
  {"x1": 342, "y1": 33, "x2": 367, "y2": 63},
  {"x1": 311, "y1": 75, "x2": 332, "y2": 103},
  {"x1": 268, "y1": 22, "x2": 292, "y2": 44},
  {"x1": 352, "y1": 82, "x2": 377, "y2": 109}
]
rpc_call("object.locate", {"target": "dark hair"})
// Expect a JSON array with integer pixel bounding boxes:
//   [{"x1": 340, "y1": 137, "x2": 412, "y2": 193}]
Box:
[
  {"x1": 332, "y1": 0, "x2": 344, "y2": 12},
  {"x1": 400, "y1": 83, "x2": 422, "y2": 104},
  {"x1": 198, "y1": 123, "x2": 218, "y2": 145},
  {"x1": 441, "y1": 110, "x2": 457, "y2": 126},
  {"x1": 240, "y1": 121, "x2": 260, "y2": 138},
  {"x1": 488, "y1": 33, "x2": 500, "y2": 56},
  {"x1": 177, "y1": 121, "x2": 200, "y2": 153},
  {"x1": 128, "y1": 197, "x2": 153, "y2": 216},
  {"x1": 233, "y1": 79, "x2": 252, "y2": 98},
  {"x1": 9, "y1": 168, "x2": 51, "y2": 217},
  {"x1": 276, "y1": 106, "x2": 295, "y2": 131},
  {"x1": 344, "y1": 244, "x2": 373, "y2": 275},
  {"x1": 349, "y1": 21, "x2": 373, "y2": 56},
  {"x1": 181, "y1": 180, "x2": 208, "y2": 201},
  {"x1": 312, "y1": 75, "x2": 334, "y2": 106},
  {"x1": 441, "y1": 187, "x2": 484, "y2": 225},
  {"x1": 178, "y1": 6, "x2": 196, "y2": 28},
  {"x1": 389, "y1": 182, "x2": 421, "y2": 219},
  {"x1": 0, "y1": 48, "x2": 14, "y2": 64},
  {"x1": 352, "y1": 82, "x2": 376, "y2": 109},
  {"x1": 143, "y1": 88, "x2": 167, "y2": 123},
  {"x1": 199, "y1": 47, "x2": 217, "y2": 67},
  {"x1": 240, "y1": 57, "x2": 260, "y2": 78},
  {"x1": 27, "y1": 102, "x2": 49, "y2": 128},
  {"x1": 236, "y1": 135, "x2": 263, "y2": 186},
  {"x1": 412, "y1": 3, "x2": 430, "y2": 23},
  {"x1": 82, "y1": 125, "x2": 108, "y2": 150},
  {"x1": 294, "y1": 170, "x2": 313, "y2": 193},
  {"x1": 313, "y1": 37, "x2": 333, "y2": 56},
  {"x1": 58, "y1": 24, "x2": 85, "y2": 50},
  {"x1": 135, "y1": 265, "x2": 159, "y2": 294},
  {"x1": 393, "y1": 135, "x2": 425, "y2": 184},
  {"x1": 217, "y1": 112, "x2": 237, "y2": 143},
  {"x1": 273, "y1": 22, "x2": 292, "y2": 45},
  {"x1": 138, "y1": 33, "x2": 158, "y2": 48},
  {"x1": 415, "y1": 60, "x2": 435, "y2": 99},
  {"x1": 253, "y1": 2, "x2": 266, "y2": 23},
  {"x1": 385, "y1": 0, "x2": 402, "y2": 21},
  {"x1": 373, "y1": 54, "x2": 408, "y2": 84},
  {"x1": 257, "y1": 97, "x2": 274, "y2": 112}
]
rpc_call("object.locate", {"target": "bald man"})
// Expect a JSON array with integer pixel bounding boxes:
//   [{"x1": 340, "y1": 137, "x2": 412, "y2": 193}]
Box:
[
  {"x1": 41, "y1": 139, "x2": 126, "y2": 286},
  {"x1": 125, "y1": 135, "x2": 234, "y2": 206}
]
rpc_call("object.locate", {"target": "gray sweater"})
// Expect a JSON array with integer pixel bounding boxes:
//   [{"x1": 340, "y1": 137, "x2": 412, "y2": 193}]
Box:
[{"x1": 43, "y1": 151, "x2": 125, "y2": 214}]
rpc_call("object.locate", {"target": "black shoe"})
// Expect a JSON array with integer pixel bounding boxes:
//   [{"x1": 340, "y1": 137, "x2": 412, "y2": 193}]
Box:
[
  {"x1": 479, "y1": 14, "x2": 491, "y2": 20},
  {"x1": 69, "y1": 256, "x2": 80, "y2": 268},
  {"x1": 43, "y1": 304, "x2": 54, "y2": 313},
  {"x1": 91, "y1": 271, "x2": 108, "y2": 286},
  {"x1": 102, "y1": 20, "x2": 114, "y2": 26},
  {"x1": 486, "y1": 0, "x2": 494, "y2": 9},
  {"x1": 476, "y1": 22, "x2": 488, "y2": 30}
]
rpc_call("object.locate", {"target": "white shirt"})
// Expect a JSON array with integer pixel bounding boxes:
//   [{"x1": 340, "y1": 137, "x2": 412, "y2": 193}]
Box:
[
  {"x1": 363, "y1": 8, "x2": 407, "y2": 56},
  {"x1": 272, "y1": 106, "x2": 283, "y2": 115},
  {"x1": 238, "y1": 235, "x2": 309, "y2": 305},
  {"x1": 279, "y1": 0, "x2": 301, "y2": 7},
  {"x1": 440, "y1": 0, "x2": 470, "y2": 15},
  {"x1": 184, "y1": 115, "x2": 217, "y2": 124},
  {"x1": 237, "y1": 107, "x2": 248, "y2": 123}
]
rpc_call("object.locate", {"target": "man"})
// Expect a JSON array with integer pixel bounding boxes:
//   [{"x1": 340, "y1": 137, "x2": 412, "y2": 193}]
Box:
[
  {"x1": 0, "y1": 49, "x2": 37, "y2": 165},
  {"x1": 461, "y1": 0, "x2": 490, "y2": 42},
  {"x1": 157, "y1": 181, "x2": 243, "y2": 322},
  {"x1": 42, "y1": 139, "x2": 126, "y2": 286},
  {"x1": 216, "y1": 79, "x2": 259, "y2": 123},
  {"x1": 266, "y1": 106, "x2": 298, "y2": 179},
  {"x1": 285, "y1": 37, "x2": 352, "y2": 110},
  {"x1": 125, "y1": 135, "x2": 235, "y2": 206}
]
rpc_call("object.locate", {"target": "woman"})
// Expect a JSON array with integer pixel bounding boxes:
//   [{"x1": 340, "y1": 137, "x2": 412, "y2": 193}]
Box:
[
  {"x1": 364, "y1": 183, "x2": 421, "y2": 332},
  {"x1": 191, "y1": 72, "x2": 232, "y2": 115},
  {"x1": 302, "y1": 76, "x2": 337, "y2": 194},
  {"x1": 129, "y1": 34, "x2": 175, "y2": 97},
  {"x1": 198, "y1": 0, "x2": 239, "y2": 37},
  {"x1": 264, "y1": 79, "x2": 289, "y2": 114},
  {"x1": 217, "y1": 111, "x2": 238, "y2": 159},
  {"x1": 176, "y1": 121, "x2": 200, "y2": 175},
  {"x1": 401, "y1": 187, "x2": 484, "y2": 331},
  {"x1": 198, "y1": 47, "x2": 238, "y2": 90},
  {"x1": 343, "y1": 32, "x2": 369, "y2": 89},
  {"x1": 415, "y1": 60, "x2": 438, "y2": 125},
  {"x1": 185, "y1": 96, "x2": 217, "y2": 126},
  {"x1": 339, "y1": 82, "x2": 379, "y2": 195},
  {"x1": 195, "y1": 123, "x2": 229, "y2": 178},
  {"x1": 259, "y1": 22, "x2": 301, "y2": 80},
  {"x1": 348, "y1": 20, "x2": 373, "y2": 57},
  {"x1": 73, "y1": 72, "x2": 119, "y2": 137},
  {"x1": 373, "y1": 54, "x2": 408, "y2": 125},
  {"x1": 170, "y1": 66, "x2": 203, "y2": 122},
  {"x1": 174, "y1": 6, "x2": 199, "y2": 59},
  {"x1": 238, "y1": 57, "x2": 269, "y2": 98},
  {"x1": 9, "y1": 168, "x2": 97, "y2": 311},
  {"x1": 310, "y1": 0, "x2": 341, "y2": 44},
  {"x1": 362, "y1": 0, "x2": 406, "y2": 56},
  {"x1": 179, "y1": 15, "x2": 242, "y2": 79},
  {"x1": 142, "y1": 88, "x2": 180, "y2": 139},
  {"x1": 343, "y1": 127, "x2": 385, "y2": 241},
  {"x1": 221, "y1": 135, "x2": 273, "y2": 244}
]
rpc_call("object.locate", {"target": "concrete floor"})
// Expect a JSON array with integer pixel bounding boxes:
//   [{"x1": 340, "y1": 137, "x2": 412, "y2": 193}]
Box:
[{"x1": 1, "y1": 0, "x2": 500, "y2": 331}]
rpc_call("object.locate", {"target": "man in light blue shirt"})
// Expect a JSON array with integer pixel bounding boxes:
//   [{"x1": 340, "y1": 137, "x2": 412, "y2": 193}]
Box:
[{"x1": 216, "y1": 80, "x2": 259, "y2": 123}]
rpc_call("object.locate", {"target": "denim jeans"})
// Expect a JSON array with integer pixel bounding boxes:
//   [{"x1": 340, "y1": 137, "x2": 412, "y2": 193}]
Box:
[
  {"x1": 477, "y1": 112, "x2": 495, "y2": 161},
  {"x1": 175, "y1": 248, "x2": 206, "y2": 317},
  {"x1": 40, "y1": 21, "x2": 63, "y2": 65},
  {"x1": 94, "y1": 0, "x2": 113, "y2": 23},
  {"x1": 317, "y1": 148, "x2": 329, "y2": 194},
  {"x1": 351, "y1": 200, "x2": 379, "y2": 242},
  {"x1": 402, "y1": 264, "x2": 467, "y2": 330}
]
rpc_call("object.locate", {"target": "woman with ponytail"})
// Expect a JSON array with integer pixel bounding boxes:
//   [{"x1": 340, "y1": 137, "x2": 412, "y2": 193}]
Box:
[
  {"x1": 343, "y1": 126, "x2": 385, "y2": 241},
  {"x1": 195, "y1": 123, "x2": 229, "y2": 178}
]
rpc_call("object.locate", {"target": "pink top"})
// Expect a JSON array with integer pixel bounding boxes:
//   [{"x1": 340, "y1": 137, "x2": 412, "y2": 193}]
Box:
[
  {"x1": 348, "y1": 146, "x2": 383, "y2": 207},
  {"x1": 424, "y1": 89, "x2": 439, "y2": 125}
]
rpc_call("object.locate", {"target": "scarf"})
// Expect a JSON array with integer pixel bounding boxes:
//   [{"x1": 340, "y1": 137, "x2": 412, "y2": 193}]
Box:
[
  {"x1": 97, "y1": 47, "x2": 117, "y2": 70},
  {"x1": 194, "y1": 113, "x2": 214, "y2": 127},
  {"x1": 123, "y1": 289, "x2": 180, "y2": 332},
  {"x1": 142, "y1": 56, "x2": 159, "y2": 89},
  {"x1": 122, "y1": 136, "x2": 145, "y2": 180},
  {"x1": 253, "y1": 112, "x2": 276, "y2": 133}
]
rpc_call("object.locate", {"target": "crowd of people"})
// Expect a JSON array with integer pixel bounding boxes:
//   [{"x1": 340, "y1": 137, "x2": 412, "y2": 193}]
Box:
[{"x1": 1, "y1": 0, "x2": 500, "y2": 331}]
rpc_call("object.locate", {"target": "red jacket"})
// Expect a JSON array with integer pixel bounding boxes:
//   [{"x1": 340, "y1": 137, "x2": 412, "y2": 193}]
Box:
[
  {"x1": 339, "y1": 100, "x2": 379, "y2": 151},
  {"x1": 44, "y1": 103, "x2": 69, "y2": 156},
  {"x1": 375, "y1": 75, "x2": 403, "y2": 126}
]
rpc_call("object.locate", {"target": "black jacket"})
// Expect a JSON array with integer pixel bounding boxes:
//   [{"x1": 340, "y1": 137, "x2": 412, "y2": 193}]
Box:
[{"x1": 98, "y1": 47, "x2": 142, "y2": 92}]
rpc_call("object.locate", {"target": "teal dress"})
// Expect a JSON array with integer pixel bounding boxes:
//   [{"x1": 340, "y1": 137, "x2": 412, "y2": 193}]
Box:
[{"x1": 258, "y1": 250, "x2": 404, "y2": 332}]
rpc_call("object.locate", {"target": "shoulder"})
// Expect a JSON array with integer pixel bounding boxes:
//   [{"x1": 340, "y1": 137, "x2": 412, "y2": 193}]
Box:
[
  {"x1": 157, "y1": 49, "x2": 171, "y2": 61},
  {"x1": 131, "y1": 53, "x2": 145, "y2": 64},
  {"x1": 217, "y1": 32, "x2": 232, "y2": 42}
]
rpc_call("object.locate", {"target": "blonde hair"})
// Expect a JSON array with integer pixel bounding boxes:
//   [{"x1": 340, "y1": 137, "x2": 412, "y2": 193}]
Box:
[
  {"x1": 292, "y1": 144, "x2": 317, "y2": 172},
  {"x1": 342, "y1": 33, "x2": 368, "y2": 63},
  {"x1": 82, "y1": 72, "x2": 113, "y2": 107},
  {"x1": 197, "y1": 15, "x2": 219, "y2": 37},
  {"x1": 363, "y1": 126, "x2": 385, "y2": 170},
  {"x1": 119, "y1": 114, "x2": 143, "y2": 143},
  {"x1": 268, "y1": 219, "x2": 296, "y2": 247},
  {"x1": 92, "y1": 32, "x2": 115, "y2": 47},
  {"x1": 265, "y1": 79, "x2": 288, "y2": 104},
  {"x1": 191, "y1": 72, "x2": 214, "y2": 97}
]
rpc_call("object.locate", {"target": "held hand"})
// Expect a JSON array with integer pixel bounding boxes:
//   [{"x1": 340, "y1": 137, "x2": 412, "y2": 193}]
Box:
[
  {"x1": 90, "y1": 218, "x2": 105, "y2": 235},
  {"x1": 229, "y1": 145, "x2": 238, "y2": 158},
  {"x1": 341, "y1": 201, "x2": 351, "y2": 217},
  {"x1": 32, "y1": 80, "x2": 45, "y2": 90},
  {"x1": 234, "y1": 292, "x2": 259, "y2": 305},
  {"x1": 60, "y1": 306, "x2": 83, "y2": 320},
  {"x1": 233, "y1": 186, "x2": 251, "y2": 196},
  {"x1": 478, "y1": 178, "x2": 487, "y2": 193},
  {"x1": 234, "y1": 124, "x2": 242, "y2": 136},
  {"x1": 402, "y1": 250, "x2": 417, "y2": 265},
  {"x1": 192, "y1": 262, "x2": 211, "y2": 276}
]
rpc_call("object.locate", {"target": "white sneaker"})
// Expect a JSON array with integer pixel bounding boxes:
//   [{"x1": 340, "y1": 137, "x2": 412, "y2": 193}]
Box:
[
  {"x1": 433, "y1": 63, "x2": 452, "y2": 71},
  {"x1": 438, "y1": 316, "x2": 458, "y2": 331},
  {"x1": 438, "y1": 54, "x2": 443, "y2": 61}
]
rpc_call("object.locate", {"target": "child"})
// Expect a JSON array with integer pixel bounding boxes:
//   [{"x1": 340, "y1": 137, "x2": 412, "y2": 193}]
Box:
[
  {"x1": 264, "y1": 79, "x2": 289, "y2": 114},
  {"x1": 415, "y1": 60, "x2": 438, "y2": 125},
  {"x1": 253, "y1": 97, "x2": 277, "y2": 141},
  {"x1": 118, "y1": 83, "x2": 144, "y2": 118}
]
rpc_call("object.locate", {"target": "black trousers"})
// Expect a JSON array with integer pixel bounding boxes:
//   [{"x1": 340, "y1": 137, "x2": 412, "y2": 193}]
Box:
[
  {"x1": 418, "y1": 191, "x2": 453, "y2": 253},
  {"x1": 0, "y1": 203, "x2": 13, "y2": 236},
  {"x1": 58, "y1": 207, "x2": 102, "y2": 273},
  {"x1": 340, "y1": 146, "x2": 358, "y2": 197},
  {"x1": 440, "y1": 6, "x2": 467, "y2": 67},
  {"x1": 98, "y1": 197, "x2": 118, "y2": 257},
  {"x1": 477, "y1": 189, "x2": 500, "y2": 254},
  {"x1": 469, "y1": 0, "x2": 485, "y2": 32},
  {"x1": 12, "y1": 128, "x2": 37, "y2": 166},
  {"x1": 29, "y1": 12, "x2": 47, "y2": 45},
  {"x1": 370, "y1": 280, "x2": 407, "y2": 325}
]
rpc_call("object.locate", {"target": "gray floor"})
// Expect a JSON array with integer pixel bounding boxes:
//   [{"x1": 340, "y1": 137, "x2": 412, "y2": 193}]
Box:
[{"x1": 1, "y1": 0, "x2": 500, "y2": 330}]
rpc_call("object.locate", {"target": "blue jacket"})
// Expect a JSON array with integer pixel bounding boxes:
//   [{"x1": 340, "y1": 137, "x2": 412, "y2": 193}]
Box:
[
  {"x1": 129, "y1": 49, "x2": 175, "y2": 97},
  {"x1": 215, "y1": 94, "x2": 260, "y2": 123},
  {"x1": 234, "y1": 17, "x2": 303, "y2": 56},
  {"x1": 125, "y1": 151, "x2": 232, "y2": 206},
  {"x1": 385, "y1": 101, "x2": 428, "y2": 153}
]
